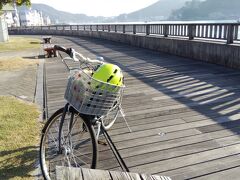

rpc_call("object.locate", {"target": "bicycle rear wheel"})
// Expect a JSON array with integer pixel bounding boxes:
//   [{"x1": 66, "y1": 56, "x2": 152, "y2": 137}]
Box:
[{"x1": 40, "y1": 107, "x2": 98, "y2": 180}]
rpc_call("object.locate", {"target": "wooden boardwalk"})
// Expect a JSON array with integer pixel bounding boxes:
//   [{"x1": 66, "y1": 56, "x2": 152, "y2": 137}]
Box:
[{"x1": 45, "y1": 36, "x2": 240, "y2": 180}]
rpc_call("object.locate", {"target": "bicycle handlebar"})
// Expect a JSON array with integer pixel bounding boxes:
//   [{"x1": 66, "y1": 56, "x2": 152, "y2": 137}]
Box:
[
  {"x1": 54, "y1": 45, "x2": 103, "y2": 65},
  {"x1": 54, "y1": 45, "x2": 73, "y2": 57}
]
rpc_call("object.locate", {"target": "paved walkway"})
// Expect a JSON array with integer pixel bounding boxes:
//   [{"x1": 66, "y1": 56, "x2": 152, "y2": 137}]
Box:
[
  {"x1": 0, "y1": 49, "x2": 40, "y2": 102},
  {"x1": 44, "y1": 36, "x2": 240, "y2": 180}
]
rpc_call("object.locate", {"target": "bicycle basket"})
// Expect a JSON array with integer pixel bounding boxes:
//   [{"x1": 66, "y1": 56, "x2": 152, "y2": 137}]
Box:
[{"x1": 64, "y1": 69, "x2": 124, "y2": 116}]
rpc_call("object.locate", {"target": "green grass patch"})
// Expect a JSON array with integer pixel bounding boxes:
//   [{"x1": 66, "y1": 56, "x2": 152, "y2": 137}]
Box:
[
  {"x1": 0, "y1": 57, "x2": 38, "y2": 71},
  {"x1": 0, "y1": 96, "x2": 41, "y2": 179},
  {"x1": 0, "y1": 37, "x2": 41, "y2": 52}
]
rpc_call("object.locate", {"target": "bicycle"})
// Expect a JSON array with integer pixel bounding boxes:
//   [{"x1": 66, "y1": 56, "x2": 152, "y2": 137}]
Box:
[{"x1": 39, "y1": 45, "x2": 131, "y2": 180}]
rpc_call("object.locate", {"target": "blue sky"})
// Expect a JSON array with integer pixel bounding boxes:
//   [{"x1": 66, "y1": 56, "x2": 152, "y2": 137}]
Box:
[{"x1": 31, "y1": 0, "x2": 159, "y2": 16}]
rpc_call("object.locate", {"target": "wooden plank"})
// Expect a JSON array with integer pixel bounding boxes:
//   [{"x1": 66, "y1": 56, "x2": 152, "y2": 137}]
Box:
[
  {"x1": 98, "y1": 133, "x2": 240, "y2": 170},
  {"x1": 56, "y1": 166, "x2": 83, "y2": 180},
  {"x1": 141, "y1": 173, "x2": 171, "y2": 180},
  {"x1": 57, "y1": 166, "x2": 171, "y2": 180},
  {"x1": 131, "y1": 143, "x2": 240, "y2": 174},
  {"x1": 165, "y1": 155, "x2": 240, "y2": 179},
  {"x1": 195, "y1": 166, "x2": 240, "y2": 180},
  {"x1": 82, "y1": 168, "x2": 112, "y2": 179},
  {"x1": 109, "y1": 170, "x2": 133, "y2": 180}
]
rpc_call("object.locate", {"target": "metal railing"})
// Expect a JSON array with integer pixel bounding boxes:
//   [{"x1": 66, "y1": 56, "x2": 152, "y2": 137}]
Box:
[{"x1": 9, "y1": 23, "x2": 240, "y2": 44}]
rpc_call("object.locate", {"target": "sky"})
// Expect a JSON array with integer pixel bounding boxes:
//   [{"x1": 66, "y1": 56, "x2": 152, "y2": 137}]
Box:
[{"x1": 31, "y1": 0, "x2": 159, "y2": 17}]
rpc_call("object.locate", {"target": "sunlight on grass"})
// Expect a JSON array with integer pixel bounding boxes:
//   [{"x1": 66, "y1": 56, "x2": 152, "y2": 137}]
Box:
[
  {"x1": 0, "y1": 96, "x2": 41, "y2": 179},
  {"x1": 0, "y1": 37, "x2": 40, "y2": 52},
  {"x1": 0, "y1": 57, "x2": 38, "y2": 71}
]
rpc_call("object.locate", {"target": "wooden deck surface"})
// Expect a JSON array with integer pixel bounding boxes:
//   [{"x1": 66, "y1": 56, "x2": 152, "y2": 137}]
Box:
[
  {"x1": 45, "y1": 36, "x2": 240, "y2": 180},
  {"x1": 56, "y1": 166, "x2": 171, "y2": 180}
]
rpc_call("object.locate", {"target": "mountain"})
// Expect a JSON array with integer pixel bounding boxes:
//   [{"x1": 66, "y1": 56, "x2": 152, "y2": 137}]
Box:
[
  {"x1": 18, "y1": 3, "x2": 107, "y2": 24},
  {"x1": 169, "y1": 0, "x2": 240, "y2": 20},
  {"x1": 112, "y1": 0, "x2": 190, "y2": 22},
  {"x1": 17, "y1": 1, "x2": 194, "y2": 24}
]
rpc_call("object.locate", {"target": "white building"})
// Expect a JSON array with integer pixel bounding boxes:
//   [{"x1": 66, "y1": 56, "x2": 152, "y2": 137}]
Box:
[
  {"x1": 0, "y1": 4, "x2": 19, "y2": 27},
  {"x1": 19, "y1": 9, "x2": 45, "y2": 26}
]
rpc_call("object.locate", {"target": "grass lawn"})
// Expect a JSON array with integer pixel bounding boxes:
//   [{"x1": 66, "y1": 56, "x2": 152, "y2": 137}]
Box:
[
  {"x1": 0, "y1": 37, "x2": 41, "y2": 52},
  {"x1": 0, "y1": 57, "x2": 38, "y2": 71},
  {"x1": 0, "y1": 96, "x2": 41, "y2": 179}
]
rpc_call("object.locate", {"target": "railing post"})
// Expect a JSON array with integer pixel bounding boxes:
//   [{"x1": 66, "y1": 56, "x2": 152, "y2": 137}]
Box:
[
  {"x1": 115, "y1": 25, "x2": 117, "y2": 32},
  {"x1": 123, "y1": 25, "x2": 125, "y2": 33},
  {"x1": 227, "y1": 24, "x2": 234, "y2": 44},
  {"x1": 133, "y1": 25, "x2": 136, "y2": 34},
  {"x1": 90, "y1": 25, "x2": 92, "y2": 31},
  {"x1": 163, "y1": 25, "x2": 169, "y2": 37},
  {"x1": 96, "y1": 25, "x2": 98, "y2": 31},
  {"x1": 108, "y1": 25, "x2": 110, "y2": 32},
  {"x1": 83, "y1": 25, "x2": 85, "y2": 31},
  {"x1": 146, "y1": 24, "x2": 150, "y2": 35},
  {"x1": 188, "y1": 24, "x2": 196, "y2": 40}
]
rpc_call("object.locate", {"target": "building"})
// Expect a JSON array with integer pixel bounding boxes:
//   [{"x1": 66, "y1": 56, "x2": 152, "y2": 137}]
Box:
[{"x1": 19, "y1": 9, "x2": 46, "y2": 26}]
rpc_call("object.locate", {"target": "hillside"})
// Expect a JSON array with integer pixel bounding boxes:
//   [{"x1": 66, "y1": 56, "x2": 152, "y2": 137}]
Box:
[
  {"x1": 18, "y1": 4, "x2": 106, "y2": 24},
  {"x1": 169, "y1": 0, "x2": 240, "y2": 20},
  {"x1": 113, "y1": 0, "x2": 190, "y2": 22},
  {"x1": 18, "y1": 1, "x2": 191, "y2": 24}
]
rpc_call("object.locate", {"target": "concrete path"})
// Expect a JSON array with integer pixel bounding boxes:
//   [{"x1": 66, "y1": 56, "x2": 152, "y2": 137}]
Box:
[{"x1": 0, "y1": 49, "x2": 40, "y2": 102}]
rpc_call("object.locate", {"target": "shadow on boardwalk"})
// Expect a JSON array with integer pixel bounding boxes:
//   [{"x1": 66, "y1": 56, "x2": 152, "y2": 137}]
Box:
[{"x1": 67, "y1": 36, "x2": 240, "y2": 138}]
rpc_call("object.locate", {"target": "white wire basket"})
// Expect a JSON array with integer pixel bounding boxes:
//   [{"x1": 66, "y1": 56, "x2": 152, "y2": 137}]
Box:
[{"x1": 64, "y1": 69, "x2": 124, "y2": 116}]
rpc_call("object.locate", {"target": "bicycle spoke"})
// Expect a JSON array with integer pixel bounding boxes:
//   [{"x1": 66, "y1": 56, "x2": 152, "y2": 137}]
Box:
[
  {"x1": 71, "y1": 153, "x2": 90, "y2": 167},
  {"x1": 62, "y1": 116, "x2": 78, "y2": 145},
  {"x1": 72, "y1": 148, "x2": 93, "y2": 160}
]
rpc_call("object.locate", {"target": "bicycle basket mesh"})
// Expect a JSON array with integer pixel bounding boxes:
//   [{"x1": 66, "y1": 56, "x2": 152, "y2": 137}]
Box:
[{"x1": 64, "y1": 70, "x2": 124, "y2": 116}]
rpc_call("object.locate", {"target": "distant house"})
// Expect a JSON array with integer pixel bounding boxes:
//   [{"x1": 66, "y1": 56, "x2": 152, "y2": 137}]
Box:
[{"x1": 2, "y1": 4, "x2": 20, "y2": 27}]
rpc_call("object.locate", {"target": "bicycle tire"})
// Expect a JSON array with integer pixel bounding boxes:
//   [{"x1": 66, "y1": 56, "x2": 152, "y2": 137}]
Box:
[{"x1": 39, "y1": 107, "x2": 98, "y2": 180}]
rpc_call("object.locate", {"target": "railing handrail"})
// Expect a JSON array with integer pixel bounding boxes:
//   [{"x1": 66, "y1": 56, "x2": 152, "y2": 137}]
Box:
[
  {"x1": 17, "y1": 22, "x2": 240, "y2": 26},
  {"x1": 9, "y1": 22, "x2": 240, "y2": 44}
]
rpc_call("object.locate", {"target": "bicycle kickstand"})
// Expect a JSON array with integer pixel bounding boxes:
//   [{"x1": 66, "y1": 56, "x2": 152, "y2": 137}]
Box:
[
  {"x1": 101, "y1": 125, "x2": 130, "y2": 172},
  {"x1": 119, "y1": 106, "x2": 132, "y2": 133}
]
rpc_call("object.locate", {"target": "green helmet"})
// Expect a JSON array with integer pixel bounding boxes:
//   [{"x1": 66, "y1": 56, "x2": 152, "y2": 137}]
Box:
[{"x1": 92, "y1": 63, "x2": 123, "y2": 86}]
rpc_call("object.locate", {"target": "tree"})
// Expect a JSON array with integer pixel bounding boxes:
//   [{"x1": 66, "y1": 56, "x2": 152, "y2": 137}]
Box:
[{"x1": 0, "y1": 0, "x2": 31, "y2": 10}]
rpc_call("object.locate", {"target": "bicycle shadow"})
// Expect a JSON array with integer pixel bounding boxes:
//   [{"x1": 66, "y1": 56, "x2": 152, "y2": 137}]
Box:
[{"x1": 0, "y1": 146, "x2": 38, "y2": 179}]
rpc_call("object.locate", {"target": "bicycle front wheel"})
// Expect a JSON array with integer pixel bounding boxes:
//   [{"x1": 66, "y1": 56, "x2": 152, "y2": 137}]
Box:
[{"x1": 40, "y1": 107, "x2": 98, "y2": 180}]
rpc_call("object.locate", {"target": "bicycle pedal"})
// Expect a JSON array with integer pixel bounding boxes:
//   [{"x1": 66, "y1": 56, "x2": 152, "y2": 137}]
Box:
[{"x1": 98, "y1": 140, "x2": 107, "y2": 146}]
